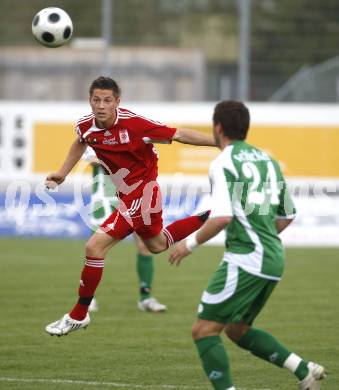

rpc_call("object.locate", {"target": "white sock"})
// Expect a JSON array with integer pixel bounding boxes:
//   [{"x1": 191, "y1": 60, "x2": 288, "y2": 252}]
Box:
[
  {"x1": 283, "y1": 353, "x2": 303, "y2": 373},
  {"x1": 226, "y1": 387, "x2": 236, "y2": 390}
]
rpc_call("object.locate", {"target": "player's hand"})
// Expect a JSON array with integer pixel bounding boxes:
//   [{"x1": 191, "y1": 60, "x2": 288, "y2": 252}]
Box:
[
  {"x1": 168, "y1": 241, "x2": 192, "y2": 266},
  {"x1": 45, "y1": 173, "x2": 66, "y2": 189}
]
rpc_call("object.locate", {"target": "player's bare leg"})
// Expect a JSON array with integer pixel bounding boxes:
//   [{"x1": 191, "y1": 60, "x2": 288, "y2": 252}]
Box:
[
  {"x1": 85, "y1": 228, "x2": 121, "y2": 258},
  {"x1": 143, "y1": 210, "x2": 211, "y2": 254},
  {"x1": 142, "y1": 232, "x2": 168, "y2": 254},
  {"x1": 45, "y1": 229, "x2": 120, "y2": 336}
]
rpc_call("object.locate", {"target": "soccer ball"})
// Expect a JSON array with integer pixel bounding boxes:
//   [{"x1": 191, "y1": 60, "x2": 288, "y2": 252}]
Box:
[{"x1": 32, "y1": 7, "x2": 73, "y2": 48}]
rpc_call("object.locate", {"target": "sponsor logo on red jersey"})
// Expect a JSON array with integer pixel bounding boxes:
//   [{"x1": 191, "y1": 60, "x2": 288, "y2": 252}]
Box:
[{"x1": 103, "y1": 137, "x2": 119, "y2": 145}]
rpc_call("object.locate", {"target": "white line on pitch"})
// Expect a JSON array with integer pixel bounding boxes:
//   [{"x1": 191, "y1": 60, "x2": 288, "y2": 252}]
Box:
[
  {"x1": 0, "y1": 378, "x2": 273, "y2": 390},
  {"x1": 0, "y1": 377, "x2": 206, "y2": 389}
]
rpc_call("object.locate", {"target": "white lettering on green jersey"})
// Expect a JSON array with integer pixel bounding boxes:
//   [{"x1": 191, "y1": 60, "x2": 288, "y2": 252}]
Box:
[{"x1": 209, "y1": 141, "x2": 296, "y2": 280}]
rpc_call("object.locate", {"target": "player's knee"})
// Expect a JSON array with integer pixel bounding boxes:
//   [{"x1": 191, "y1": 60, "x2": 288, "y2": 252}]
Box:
[
  {"x1": 192, "y1": 323, "x2": 203, "y2": 340},
  {"x1": 136, "y1": 240, "x2": 152, "y2": 256},
  {"x1": 145, "y1": 244, "x2": 163, "y2": 254},
  {"x1": 142, "y1": 233, "x2": 168, "y2": 254},
  {"x1": 192, "y1": 321, "x2": 221, "y2": 340},
  {"x1": 85, "y1": 240, "x2": 96, "y2": 256},
  {"x1": 143, "y1": 239, "x2": 166, "y2": 254},
  {"x1": 85, "y1": 238, "x2": 104, "y2": 258},
  {"x1": 224, "y1": 322, "x2": 250, "y2": 343}
]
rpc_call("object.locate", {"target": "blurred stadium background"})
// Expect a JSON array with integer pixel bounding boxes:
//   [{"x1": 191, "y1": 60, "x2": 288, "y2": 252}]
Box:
[
  {"x1": 0, "y1": 1, "x2": 338, "y2": 389},
  {"x1": 0, "y1": 0, "x2": 338, "y2": 244}
]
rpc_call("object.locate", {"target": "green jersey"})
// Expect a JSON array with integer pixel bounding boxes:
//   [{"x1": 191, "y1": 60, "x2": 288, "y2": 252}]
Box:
[{"x1": 209, "y1": 140, "x2": 296, "y2": 280}]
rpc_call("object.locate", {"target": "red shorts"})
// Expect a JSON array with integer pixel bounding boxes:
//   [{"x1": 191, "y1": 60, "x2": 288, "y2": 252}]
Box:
[{"x1": 100, "y1": 184, "x2": 163, "y2": 240}]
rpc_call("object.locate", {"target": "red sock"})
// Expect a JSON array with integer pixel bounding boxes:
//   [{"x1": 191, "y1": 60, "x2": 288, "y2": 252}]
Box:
[
  {"x1": 69, "y1": 256, "x2": 104, "y2": 320},
  {"x1": 163, "y1": 210, "x2": 210, "y2": 247}
]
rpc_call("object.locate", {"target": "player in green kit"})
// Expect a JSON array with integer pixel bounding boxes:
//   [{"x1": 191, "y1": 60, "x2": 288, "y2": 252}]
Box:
[
  {"x1": 169, "y1": 101, "x2": 326, "y2": 390},
  {"x1": 83, "y1": 147, "x2": 166, "y2": 312}
]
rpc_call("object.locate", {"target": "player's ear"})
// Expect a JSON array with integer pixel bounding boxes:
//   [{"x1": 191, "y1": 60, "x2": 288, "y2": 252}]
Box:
[
  {"x1": 115, "y1": 96, "x2": 121, "y2": 105},
  {"x1": 215, "y1": 123, "x2": 223, "y2": 136}
]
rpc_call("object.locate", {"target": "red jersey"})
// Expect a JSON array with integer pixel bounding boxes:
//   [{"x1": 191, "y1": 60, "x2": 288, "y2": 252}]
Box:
[{"x1": 76, "y1": 107, "x2": 176, "y2": 200}]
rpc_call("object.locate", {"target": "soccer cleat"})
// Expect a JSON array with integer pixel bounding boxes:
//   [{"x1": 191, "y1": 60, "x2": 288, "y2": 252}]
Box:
[
  {"x1": 196, "y1": 209, "x2": 211, "y2": 223},
  {"x1": 299, "y1": 362, "x2": 327, "y2": 390},
  {"x1": 45, "y1": 313, "x2": 90, "y2": 336},
  {"x1": 138, "y1": 297, "x2": 167, "y2": 312},
  {"x1": 88, "y1": 297, "x2": 99, "y2": 312}
]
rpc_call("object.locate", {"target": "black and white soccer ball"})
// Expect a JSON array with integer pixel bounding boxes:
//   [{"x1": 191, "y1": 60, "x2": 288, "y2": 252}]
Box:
[{"x1": 32, "y1": 7, "x2": 73, "y2": 48}]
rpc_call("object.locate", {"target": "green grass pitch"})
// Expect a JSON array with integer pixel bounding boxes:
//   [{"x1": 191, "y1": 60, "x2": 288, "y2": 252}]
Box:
[{"x1": 0, "y1": 238, "x2": 338, "y2": 389}]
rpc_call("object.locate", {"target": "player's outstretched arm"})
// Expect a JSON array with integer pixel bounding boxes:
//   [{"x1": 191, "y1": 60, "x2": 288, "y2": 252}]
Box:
[
  {"x1": 45, "y1": 139, "x2": 87, "y2": 188},
  {"x1": 172, "y1": 128, "x2": 216, "y2": 147}
]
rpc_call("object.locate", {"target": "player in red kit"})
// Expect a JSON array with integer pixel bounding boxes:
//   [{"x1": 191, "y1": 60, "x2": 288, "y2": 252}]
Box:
[{"x1": 45, "y1": 76, "x2": 214, "y2": 336}]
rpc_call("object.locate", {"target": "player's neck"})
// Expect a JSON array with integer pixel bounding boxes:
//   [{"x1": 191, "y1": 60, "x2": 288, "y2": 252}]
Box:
[
  {"x1": 219, "y1": 137, "x2": 232, "y2": 151},
  {"x1": 95, "y1": 115, "x2": 116, "y2": 129},
  {"x1": 219, "y1": 137, "x2": 243, "y2": 151}
]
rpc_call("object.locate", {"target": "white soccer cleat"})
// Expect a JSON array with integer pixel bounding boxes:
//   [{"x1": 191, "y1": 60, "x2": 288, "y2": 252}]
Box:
[
  {"x1": 45, "y1": 313, "x2": 90, "y2": 336},
  {"x1": 88, "y1": 298, "x2": 99, "y2": 312},
  {"x1": 299, "y1": 362, "x2": 327, "y2": 390},
  {"x1": 138, "y1": 297, "x2": 167, "y2": 312}
]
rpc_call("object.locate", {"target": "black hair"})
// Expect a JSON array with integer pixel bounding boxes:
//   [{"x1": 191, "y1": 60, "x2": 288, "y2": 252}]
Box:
[
  {"x1": 213, "y1": 100, "x2": 250, "y2": 140},
  {"x1": 89, "y1": 76, "x2": 121, "y2": 97}
]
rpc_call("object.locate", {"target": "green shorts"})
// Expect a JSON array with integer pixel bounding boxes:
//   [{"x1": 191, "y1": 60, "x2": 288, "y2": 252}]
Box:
[{"x1": 197, "y1": 261, "x2": 277, "y2": 325}]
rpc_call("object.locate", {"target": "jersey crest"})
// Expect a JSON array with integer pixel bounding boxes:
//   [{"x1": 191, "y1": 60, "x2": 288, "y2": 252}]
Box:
[{"x1": 119, "y1": 129, "x2": 130, "y2": 144}]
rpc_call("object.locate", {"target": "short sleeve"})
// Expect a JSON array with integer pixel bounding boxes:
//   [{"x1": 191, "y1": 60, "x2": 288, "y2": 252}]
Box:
[
  {"x1": 75, "y1": 125, "x2": 85, "y2": 143},
  {"x1": 134, "y1": 116, "x2": 176, "y2": 144},
  {"x1": 209, "y1": 161, "x2": 234, "y2": 218}
]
